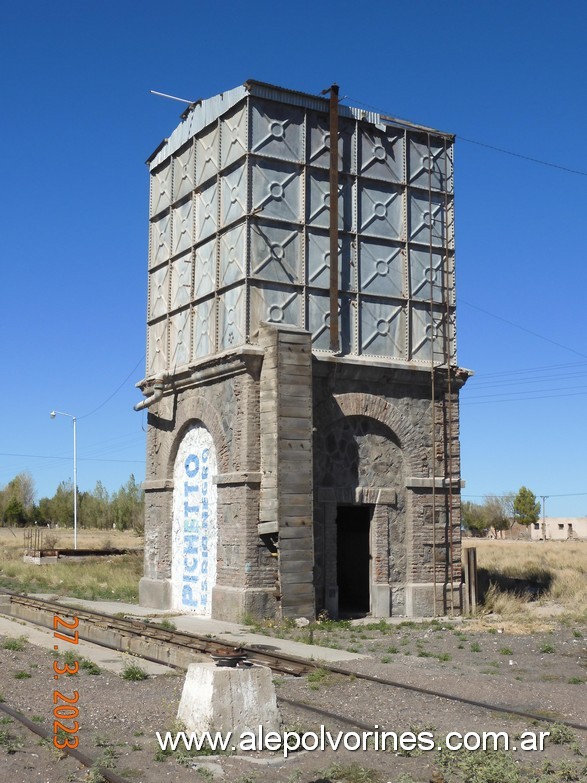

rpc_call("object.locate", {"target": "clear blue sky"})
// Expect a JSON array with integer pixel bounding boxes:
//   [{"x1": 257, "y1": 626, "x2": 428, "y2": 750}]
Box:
[{"x1": 1, "y1": 1, "x2": 586, "y2": 516}]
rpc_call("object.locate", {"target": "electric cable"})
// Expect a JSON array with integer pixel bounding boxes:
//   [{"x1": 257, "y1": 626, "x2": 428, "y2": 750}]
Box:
[{"x1": 77, "y1": 355, "x2": 145, "y2": 420}]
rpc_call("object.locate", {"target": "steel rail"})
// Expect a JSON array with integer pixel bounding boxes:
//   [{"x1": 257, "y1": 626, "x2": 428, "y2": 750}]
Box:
[
  {"x1": 322, "y1": 663, "x2": 587, "y2": 733},
  {"x1": 4, "y1": 592, "x2": 311, "y2": 676},
  {"x1": 3, "y1": 592, "x2": 587, "y2": 732},
  {"x1": 0, "y1": 701, "x2": 132, "y2": 783}
]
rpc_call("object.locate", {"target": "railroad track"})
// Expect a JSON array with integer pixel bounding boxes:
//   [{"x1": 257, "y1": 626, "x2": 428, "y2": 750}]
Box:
[
  {"x1": 4, "y1": 591, "x2": 313, "y2": 675},
  {"x1": 0, "y1": 699, "x2": 131, "y2": 783},
  {"x1": 3, "y1": 591, "x2": 587, "y2": 733}
]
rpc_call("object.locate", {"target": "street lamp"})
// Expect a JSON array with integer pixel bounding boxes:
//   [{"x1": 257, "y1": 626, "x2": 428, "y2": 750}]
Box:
[{"x1": 50, "y1": 410, "x2": 77, "y2": 550}]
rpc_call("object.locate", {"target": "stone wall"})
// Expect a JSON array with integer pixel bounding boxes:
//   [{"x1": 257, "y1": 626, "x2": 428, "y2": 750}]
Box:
[
  {"x1": 139, "y1": 327, "x2": 466, "y2": 621},
  {"x1": 312, "y1": 359, "x2": 464, "y2": 617},
  {"x1": 139, "y1": 348, "x2": 278, "y2": 621}
]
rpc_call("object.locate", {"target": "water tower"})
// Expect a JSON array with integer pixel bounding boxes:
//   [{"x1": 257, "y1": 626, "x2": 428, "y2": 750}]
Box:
[{"x1": 136, "y1": 81, "x2": 469, "y2": 620}]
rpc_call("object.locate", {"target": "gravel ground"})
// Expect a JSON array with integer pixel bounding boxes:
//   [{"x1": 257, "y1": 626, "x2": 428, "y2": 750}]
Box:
[{"x1": 0, "y1": 617, "x2": 585, "y2": 783}]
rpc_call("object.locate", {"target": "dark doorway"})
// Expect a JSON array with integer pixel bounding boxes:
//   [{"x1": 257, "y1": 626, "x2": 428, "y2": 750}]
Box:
[{"x1": 337, "y1": 505, "x2": 371, "y2": 616}]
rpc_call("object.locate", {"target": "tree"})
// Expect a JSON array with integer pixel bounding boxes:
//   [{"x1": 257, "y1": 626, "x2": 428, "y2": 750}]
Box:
[
  {"x1": 79, "y1": 482, "x2": 111, "y2": 529},
  {"x1": 40, "y1": 480, "x2": 75, "y2": 528},
  {"x1": 9, "y1": 472, "x2": 36, "y2": 510},
  {"x1": 461, "y1": 501, "x2": 488, "y2": 536},
  {"x1": 111, "y1": 475, "x2": 144, "y2": 532},
  {"x1": 0, "y1": 471, "x2": 36, "y2": 523},
  {"x1": 4, "y1": 496, "x2": 27, "y2": 527},
  {"x1": 483, "y1": 493, "x2": 516, "y2": 533},
  {"x1": 513, "y1": 486, "x2": 540, "y2": 527}
]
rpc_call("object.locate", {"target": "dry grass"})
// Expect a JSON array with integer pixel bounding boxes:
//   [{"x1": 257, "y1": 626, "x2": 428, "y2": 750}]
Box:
[
  {"x1": 463, "y1": 539, "x2": 587, "y2": 628},
  {"x1": 0, "y1": 527, "x2": 143, "y2": 602},
  {"x1": 0, "y1": 527, "x2": 140, "y2": 555}
]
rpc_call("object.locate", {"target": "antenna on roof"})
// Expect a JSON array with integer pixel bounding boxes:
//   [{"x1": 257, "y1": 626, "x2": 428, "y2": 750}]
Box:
[{"x1": 150, "y1": 90, "x2": 196, "y2": 105}]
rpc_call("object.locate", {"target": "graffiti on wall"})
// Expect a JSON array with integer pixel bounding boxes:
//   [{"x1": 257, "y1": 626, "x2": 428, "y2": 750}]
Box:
[{"x1": 171, "y1": 423, "x2": 217, "y2": 614}]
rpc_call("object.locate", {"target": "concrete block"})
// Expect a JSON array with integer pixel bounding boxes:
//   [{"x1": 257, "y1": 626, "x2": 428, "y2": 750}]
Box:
[
  {"x1": 405, "y1": 582, "x2": 444, "y2": 617},
  {"x1": 371, "y1": 583, "x2": 391, "y2": 617},
  {"x1": 177, "y1": 662, "x2": 281, "y2": 735},
  {"x1": 212, "y1": 585, "x2": 276, "y2": 621},
  {"x1": 139, "y1": 577, "x2": 171, "y2": 610}
]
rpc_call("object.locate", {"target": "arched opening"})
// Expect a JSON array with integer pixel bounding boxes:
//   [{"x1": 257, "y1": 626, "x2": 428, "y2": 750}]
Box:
[{"x1": 171, "y1": 422, "x2": 218, "y2": 615}]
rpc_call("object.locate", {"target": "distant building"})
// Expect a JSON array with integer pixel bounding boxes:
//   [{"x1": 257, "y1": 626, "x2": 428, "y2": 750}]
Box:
[{"x1": 530, "y1": 518, "x2": 587, "y2": 541}]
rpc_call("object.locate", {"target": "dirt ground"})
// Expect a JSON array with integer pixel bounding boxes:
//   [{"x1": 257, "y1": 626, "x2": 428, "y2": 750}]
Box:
[{"x1": 0, "y1": 613, "x2": 585, "y2": 783}]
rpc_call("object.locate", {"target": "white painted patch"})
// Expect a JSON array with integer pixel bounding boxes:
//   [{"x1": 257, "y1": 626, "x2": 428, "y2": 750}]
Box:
[{"x1": 171, "y1": 424, "x2": 217, "y2": 614}]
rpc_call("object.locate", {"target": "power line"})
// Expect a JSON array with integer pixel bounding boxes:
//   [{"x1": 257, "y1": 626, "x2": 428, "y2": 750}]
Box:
[
  {"x1": 462, "y1": 390, "x2": 587, "y2": 405},
  {"x1": 463, "y1": 492, "x2": 587, "y2": 500},
  {"x1": 78, "y1": 355, "x2": 145, "y2": 421},
  {"x1": 458, "y1": 299, "x2": 587, "y2": 359},
  {"x1": 465, "y1": 383, "x2": 587, "y2": 400},
  {"x1": 471, "y1": 370, "x2": 587, "y2": 390},
  {"x1": 458, "y1": 136, "x2": 587, "y2": 177},
  {"x1": 472, "y1": 359, "x2": 587, "y2": 380},
  {"x1": 343, "y1": 95, "x2": 587, "y2": 178},
  {"x1": 0, "y1": 452, "x2": 145, "y2": 465}
]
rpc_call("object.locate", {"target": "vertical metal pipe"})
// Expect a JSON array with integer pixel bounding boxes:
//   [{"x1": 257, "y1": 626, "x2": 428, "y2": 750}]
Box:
[
  {"x1": 427, "y1": 133, "x2": 437, "y2": 616},
  {"x1": 329, "y1": 84, "x2": 340, "y2": 353},
  {"x1": 443, "y1": 139, "x2": 455, "y2": 617},
  {"x1": 73, "y1": 416, "x2": 78, "y2": 551}
]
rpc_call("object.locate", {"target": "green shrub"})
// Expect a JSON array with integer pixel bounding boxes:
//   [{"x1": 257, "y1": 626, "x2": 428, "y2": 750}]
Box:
[
  {"x1": 2, "y1": 636, "x2": 27, "y2": 651},
  {"x1": 121, "y1": 660, "x2": 148, "y2": 681}
]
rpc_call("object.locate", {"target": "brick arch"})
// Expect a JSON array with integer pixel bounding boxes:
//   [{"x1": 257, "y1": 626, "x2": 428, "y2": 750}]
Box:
[
  {"x1": 317, "y1": 392, "x2": 426, "y2": 478},
  {"x1": 165, "y1": 394, "x2": 230, "y2": 479}
]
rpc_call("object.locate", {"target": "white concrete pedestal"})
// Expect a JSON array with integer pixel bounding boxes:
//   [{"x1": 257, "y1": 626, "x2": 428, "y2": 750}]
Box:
[{"x1": 177, "y1": 662, "x2": 281, "y2": 735}]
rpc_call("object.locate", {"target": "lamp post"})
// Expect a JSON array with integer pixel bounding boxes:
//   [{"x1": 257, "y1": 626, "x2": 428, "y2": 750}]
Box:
[{"x1": 50, "y1": 410, "x2": 77, "y2": 550}]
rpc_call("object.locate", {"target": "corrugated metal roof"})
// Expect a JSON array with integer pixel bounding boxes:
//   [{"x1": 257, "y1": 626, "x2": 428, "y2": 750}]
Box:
[{"x1": 148, "y1": 80, "x2": 453, "y2": 170}]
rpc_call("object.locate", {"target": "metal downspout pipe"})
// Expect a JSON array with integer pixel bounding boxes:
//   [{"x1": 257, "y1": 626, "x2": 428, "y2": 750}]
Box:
[{"x1": 133, "y1": 373, "x2": 169, "y2": 412}]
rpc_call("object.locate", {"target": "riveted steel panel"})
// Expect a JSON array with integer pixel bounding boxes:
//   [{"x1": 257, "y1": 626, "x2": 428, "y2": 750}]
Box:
[
  {"x1": 359, "y1": 125, "x2": 404, "y2": 183},
  {"x1": 149, "y1": 213, "x2": 171, "y2": 268},
  {"x1": 307, "y1": 170, "x2": 353, "y2": 231},
  {"x1": 196, "y1": 123, "x2": 220, "y2": 187},
  {"x1": 307, "y1": 111, "x2": 354, "y2": 171},
  {"x1": 172, "y1": 198, "x2": 194, "y2": 257},
  {"x1": 150, "y1": 162, "x2": 172, "y2": 217},
  {"x1": 360, "y1": 298, "x2": 406, "y2": 358},
  {"x1": 173, "y1": 141, "x2": 195, "y2": 203},
  {"x1": 194, "y1": 239, "x2": 216, "y2": 300},
  {"x1": 149, "y1": 85, "x2": 248, "y2": 169},
  {"x1": 409, "y1": 247, "x2": 445, "y2": 304},
  {"x1": 250, "y1": 283, "x2": 301, "y2": 329},
  {"x1": 251, "y1": 99, "x2": 304, "y2": 163},
  {"x1": 307, "y1": 230, "x2": 354, "y2": 291},
  {"x1": 221, "y1": 103, "x2": 248, "y2": 170},
  {"x1": 218, "y1": 286, "x2": 246, "y2": 350},
  {"x1": 220, "y1": 164, "x2": 248, "y2": 228},
  {"x1": 219, "y1": 224, "x2": 247, "y2": 288},
  {"x1": 169, "y1": 309, "x2": 191, "y2": 369},
  {"x1": 410, "y1": 303, "x2": 447, "y2": 362},
  {"x1": 409, "y1": 191, "x2": 446, "y2": 247},
  {"x1": 149, "y1": 265, "x2": 169, "y2": 320},
  {"x1": 250, "y1": 223, "x2": 301, "y2": 285},
  {"x1": 409, "y1": 136, "x2": 453, "y2": 193},
  {"x1": 252, "y1": 160, "x2": 301, "y2": 224},
  {"x1": 145, "y1": 83, "x2": 458, "y2": 377},
  {"x1": 359, "y1": 182, "x2": 403, "y2": 239},
  {"x1": 308, "y1": 292, "x2": 354, "y2": 353},
  {"x1": 192, "y1": 298, "x2": 215, "y2": 360},
  {"x1": 170, "y1": 252, "x2": 193, "y2": 311},
  {"x1": 195, "y1": 181, "x2": 218, "y2": 243},
  {"x1": 359, "y1": 240, "x2": 404, "y2": 298},
  {"x1": 147, "y1": 319, "x2": 168, "y2": 375}
]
